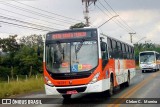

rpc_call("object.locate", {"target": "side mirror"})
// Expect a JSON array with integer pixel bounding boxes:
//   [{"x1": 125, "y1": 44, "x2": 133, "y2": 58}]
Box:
[
  {"x1": 101, "y1": 42, "x2": 106, "y2": 51},
  {"x1": 37, "y1": 46, "x2": 40, "y2": 57}
]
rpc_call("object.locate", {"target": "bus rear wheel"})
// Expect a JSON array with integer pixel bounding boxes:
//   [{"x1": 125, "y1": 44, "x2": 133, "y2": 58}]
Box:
[
  {"x1": 108, "y1": 78, "x2": 114, "y2": 96},
  {"x1": 125, "y1": 73, "x2": 130, "y2": 87},
  {"x1": 62, "y1": 94, "x2": 71, "y2": 99},
  {"x1": 152, "y1": 69, "x2": 156, "y2": 72}
]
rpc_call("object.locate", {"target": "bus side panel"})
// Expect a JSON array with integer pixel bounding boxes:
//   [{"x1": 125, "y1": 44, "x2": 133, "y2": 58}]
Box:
[
  {"x1": 103, "y1": 59, "x2": 136, "y2": 87},
  {"x1": 102, "y1": 59, "x2": 119, "y2": 87},
  {"x1": 124, "y1": 59, "x2": 136, "y2": 81}
]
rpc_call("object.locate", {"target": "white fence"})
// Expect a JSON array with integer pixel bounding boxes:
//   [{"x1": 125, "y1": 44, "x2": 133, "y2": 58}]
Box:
[{"x1": 4, "y1": 75, "x2": 43, "y2": 83}]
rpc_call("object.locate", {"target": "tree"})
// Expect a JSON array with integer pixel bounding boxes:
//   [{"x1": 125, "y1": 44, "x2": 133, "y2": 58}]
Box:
[
  {"x1": 13, "y1": 45, "x2": 42, "y2": 76},
  {"x1": 70, "y1": 22, "x2": 86, "y2": 29},
  {"x1": 19, "y1": 34, "x2": 43, "y2": 47},
  {"x1": 0, "y1": 34, "x2": 43, "y2": 78},
  {"x1": 0, "y1": 35, "x2": 20, "y2": 53}
]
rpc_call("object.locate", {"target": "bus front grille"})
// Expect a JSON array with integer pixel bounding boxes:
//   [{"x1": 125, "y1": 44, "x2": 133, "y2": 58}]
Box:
[{"x1": 56, "y1": 87, "x2": 87, "y2": 93}]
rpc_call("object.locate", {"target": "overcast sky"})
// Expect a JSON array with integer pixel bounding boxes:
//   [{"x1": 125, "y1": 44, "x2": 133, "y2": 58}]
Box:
[{"x1": 0, "y1": 0, "x2": 160, "y2": 44}]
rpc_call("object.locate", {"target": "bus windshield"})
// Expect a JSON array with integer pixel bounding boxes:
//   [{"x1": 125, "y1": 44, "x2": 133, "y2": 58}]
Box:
[
  {"x1": 46, "y1": 40, "x2": 98, "y2": 73},
  {"x1": 140, "y1": 52, "x2": 155, "y2": 64}
]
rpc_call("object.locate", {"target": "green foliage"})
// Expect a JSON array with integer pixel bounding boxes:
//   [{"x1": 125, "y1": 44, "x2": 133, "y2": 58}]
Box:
[
  {"x1": 19, "y1": 34, "x2": 43, "y2": 47},
  {"x1": 0, "y1": 67, "x2": 10, "y2": 80},
  {"x1": 0, "y1": 77, "x2": 44, "y2": 98},
  {"x1": 70, "y1": 22, "x2": 86, "y2": 29},
  {"x1": 0, "y1": 34, "x2": 43, "y2": 78},
  {"x1": 14, "y1": 45, "x2": 43, "y2": 75},
  {"x1": 0, "y1": 35, "x2": 20, "y2": 53}
]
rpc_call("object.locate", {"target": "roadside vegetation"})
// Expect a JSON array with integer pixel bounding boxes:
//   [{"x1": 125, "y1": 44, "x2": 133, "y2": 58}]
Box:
[
  {"x1": 0, "y1": 35, "x2": 44, "y2": 98},
  {"x1": 0, "y1": 77, "x2": 44, "y2": 98}
]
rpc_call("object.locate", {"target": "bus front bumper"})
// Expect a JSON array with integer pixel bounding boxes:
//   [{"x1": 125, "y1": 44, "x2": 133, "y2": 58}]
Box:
[{"x1": 45, "y1": 78, "x2": 110, "y2": 95}]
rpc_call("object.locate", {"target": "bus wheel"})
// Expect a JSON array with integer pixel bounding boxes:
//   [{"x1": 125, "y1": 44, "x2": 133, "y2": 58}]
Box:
[
  {"x1": 142, "y1": 70, "x2": 144, "y2": 73},
  {"x1": 108, "y1": 78, "x2": 114, "y2": 96},
  {"x1": 153, "y1": 69, "x2": 156, "y2": 72},
  {"x1": 62, "y1": 94, "x2": 71, "y2": 99},
  {"x1": 125, "y1": 73, "x2": 130, "y2": 87}
]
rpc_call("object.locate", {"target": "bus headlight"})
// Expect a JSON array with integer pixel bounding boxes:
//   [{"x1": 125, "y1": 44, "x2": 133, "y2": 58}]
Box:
[
  {"x1": 151, "y1": 64, "x2": 156, "y2": 67},
  {"x1": 89, "y1": 73, "x2": 100, "y2": 84},
  {"x1": 45, "y1": 76, "x2": 54, "y2": 87}
]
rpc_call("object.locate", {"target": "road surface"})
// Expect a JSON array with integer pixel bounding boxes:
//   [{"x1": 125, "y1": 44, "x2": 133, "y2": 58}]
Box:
[{"x1": 1, "y1": 70, "x2": 160, "y2": 107}]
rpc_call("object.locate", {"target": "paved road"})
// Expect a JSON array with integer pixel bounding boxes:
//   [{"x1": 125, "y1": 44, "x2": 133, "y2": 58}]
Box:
[{"x1": 1, "y1": 70, "x2": 160, "y2": 107}]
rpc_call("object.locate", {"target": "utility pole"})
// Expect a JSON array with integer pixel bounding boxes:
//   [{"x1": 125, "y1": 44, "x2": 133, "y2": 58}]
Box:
[
  {"x1": 82, "y1": 0, "x2": 97, "y2": 26},
  {"x1": 85, "y1": 1, "x2": 89, "y2": 26},
  {"x1": 134, "y1": 37, "x2": 146, "y2": 44},
  {"x1": 129, "y1": 32, "x2": 136, "y2": 43}
]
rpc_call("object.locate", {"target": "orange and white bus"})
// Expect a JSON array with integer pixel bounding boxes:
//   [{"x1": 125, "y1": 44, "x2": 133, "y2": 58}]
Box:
[{"x1": 43, "y1": 28, "x2": 136, "y2": 99}]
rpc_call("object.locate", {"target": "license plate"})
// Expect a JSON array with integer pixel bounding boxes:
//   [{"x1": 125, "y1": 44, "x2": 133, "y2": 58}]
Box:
[{"x1": 66, "y1": 90, "x2": 78, "y2": 94}]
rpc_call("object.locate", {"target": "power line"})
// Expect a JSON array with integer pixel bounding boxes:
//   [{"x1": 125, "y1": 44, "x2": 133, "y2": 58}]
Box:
[
  {"x1": 0, "y1": 20, "x2": 51, "y2": 32},
  {"x1": 96, "y1": 4, "x2": 131, "y2": 32},
  {"x1": 98, "y1": 15, "x2": 119, "y2": 28},
  {"x1": 103, "y1": 0, "x2": 135, "y2": 32},
  {"x1": 0, "y1": 12, "x2": 65, "y2": 30},
  {"x1": 11, "y1": 0, "x2": 83, "y2": 22},
  {"x1": 1, "y1": 2, "x2": 75, "y2": 25},
  {"x1": 97, "y1": 0, "x2": 132, "y2": 32},
  {"x1": 0, "y1": 7, "x2": 68, "y2": 28},
  {"x1": 0, "y1": 15, "x2": 60, "y2": 31}
]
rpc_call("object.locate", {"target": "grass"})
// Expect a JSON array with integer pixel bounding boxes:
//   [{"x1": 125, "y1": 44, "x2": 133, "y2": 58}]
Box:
[
  {"x1": 136, "y1": 65, "x2": 140, "y2": 70},
  {"x1": 0, "y1": 77, "x2": 44, "y2": 98}
]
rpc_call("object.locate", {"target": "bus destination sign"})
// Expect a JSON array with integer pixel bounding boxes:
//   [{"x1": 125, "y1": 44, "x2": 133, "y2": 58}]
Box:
[
  {"x1": 46, "y1": 29, "x2": 97, "y2": 40},
  {"x1": 52, "y1": 32, "x2": 86, "y2": 39}
]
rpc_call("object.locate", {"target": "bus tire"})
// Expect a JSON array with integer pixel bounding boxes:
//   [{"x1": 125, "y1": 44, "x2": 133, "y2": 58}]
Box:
[
  {"x1": 107, "y1": 77, "x2": 114, "y2": 97},
  {"x1": 62, "y1": 94, "x2": 71, "y2": 99},
  {"x1": 125, "y1": 72, "x2": 130, "y2": 87},
  {"x1": 142, "y1": 70, "x2": 144, "y2": 73}
]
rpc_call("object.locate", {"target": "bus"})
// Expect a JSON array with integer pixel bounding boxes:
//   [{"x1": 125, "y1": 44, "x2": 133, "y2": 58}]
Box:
[
  {"x1": 139, "y1": 51, "x2": 160, "y2": 73},
  {"x1": 43, "y1": 28, "x2": 136, "y2": 99}
]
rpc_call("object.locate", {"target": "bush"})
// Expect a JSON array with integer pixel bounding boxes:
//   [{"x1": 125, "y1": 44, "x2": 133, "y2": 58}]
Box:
[
  {"x1": 0, "y1": 67, "x2": 11, "y2": 80},
  {"x1": 0, "y1": 77, "x2": 44, "y2": 98}
]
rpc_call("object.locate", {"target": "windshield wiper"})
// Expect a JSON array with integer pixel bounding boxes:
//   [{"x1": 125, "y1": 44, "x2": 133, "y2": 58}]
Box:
[
  {"x1": 75, "y1": 39, "x2": 84, "y2": 54},
  {"x1": 56, "y1": 41, "x2": 64, "y2": 60},
  {"x1": 74, "y1": 39, "x2": 84, "y2": 61}
]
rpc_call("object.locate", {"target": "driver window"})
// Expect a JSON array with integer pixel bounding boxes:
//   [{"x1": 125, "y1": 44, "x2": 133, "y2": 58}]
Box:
[{"x1": 101, "y1": 42, "x2": 108, "y2": 69}]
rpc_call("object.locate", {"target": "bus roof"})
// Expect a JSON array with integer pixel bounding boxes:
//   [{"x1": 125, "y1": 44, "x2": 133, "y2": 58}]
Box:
[
  {"x1": 47, "y1": 27, "x2": 97, "y2": 35},
  {"x1": 139, "y1": 51, "x2": 159, "y2": 54},
  {"x1": 100, "y1": 33, "x2": 134, "y2": 47},
  {"x1": 46, "y1": 27, "x2": 133, "y2": 47}
]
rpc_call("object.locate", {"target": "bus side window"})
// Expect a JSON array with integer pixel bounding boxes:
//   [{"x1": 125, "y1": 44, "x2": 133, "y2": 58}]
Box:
[
  {"x1": 112, "y1": 40, "x2": 117, "y2": 58},
  {"x1": 125, "y1": 45, "x2": 129, "y2": 59},
  {"x1": 156, "y1": 53, "x2": 159, "y2": 60},
  {"x1": 123, "y1": 44, "x2": 127, "y2": 59},
  {"x1": 101, "y1": 42, "x2": 108, "y2": 68},
  {"x1": 132, "y1": 47, "x2": 134, "y2": 59},
  {"x1": 128, "y1": 46, "x2": 131, "y2": 59},
  {"x1": 117, "y1": 41, "x2": 122, "y2": 59},
  {"x1": 107, "y1": 38, "x2": 112, "y2": 58},
  {"x1": 122, "y1": 43, "x2": 125, "y2": 59}
]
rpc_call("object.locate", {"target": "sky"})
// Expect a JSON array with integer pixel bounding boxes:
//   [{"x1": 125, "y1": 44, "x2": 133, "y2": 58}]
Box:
[{"x1": 0, "y1": 0, "x2": 160, "y2": 44}]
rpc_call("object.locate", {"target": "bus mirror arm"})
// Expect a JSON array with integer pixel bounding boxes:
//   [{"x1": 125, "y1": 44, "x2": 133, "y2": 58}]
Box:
[
  {"x1": 101, "y1": 42, "x2": 106, "y2": 51},
  {"x1": 102, "y1": 59, "x2": 109, "y2": 67}
]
